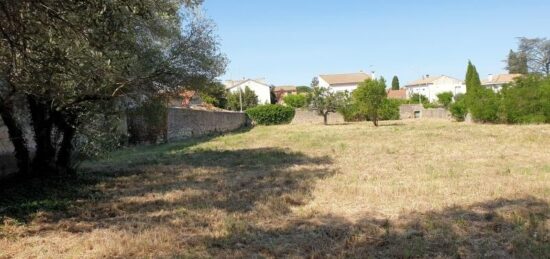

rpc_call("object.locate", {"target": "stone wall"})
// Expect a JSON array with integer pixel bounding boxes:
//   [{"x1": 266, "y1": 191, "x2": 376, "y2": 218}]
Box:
[
  {"x1": 422, "y1": 108, "x2": 451, "y2": 119},
  {"x1": 291, "y1": 109, "x2": 345, "y2": 125},
  {"x1": 167, "y1": 108, "x2": 248, "y2": 142},
  {"x1": 400, "y1": 104, "x2": 451, "y2": 120},
  {"x1": 400, "y1": 104, "x2": 424, "y2": 119}
]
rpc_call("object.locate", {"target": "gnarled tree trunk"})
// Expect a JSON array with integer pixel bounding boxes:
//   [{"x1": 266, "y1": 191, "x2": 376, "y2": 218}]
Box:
[
  {"x1": 27, "y1": 95, "x2": 57, "y2": 175},
  {"x1": 0, "y1": 98, "x2": 30, "y2": 175}
]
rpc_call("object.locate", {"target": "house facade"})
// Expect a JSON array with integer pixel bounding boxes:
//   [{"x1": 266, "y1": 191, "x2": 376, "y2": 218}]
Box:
[
  {"x1": 404, "y1": 75, "x2": 466, "y2": 102},
  {"x1": 318, "y1": 72, "x2": 372, "y2": 93},
  {"x1": 481, "y1": 74, "x2": 522, "y2": 92},
  {"x1": 224, "y1": 78, "x2": 272, "y2": 104}
]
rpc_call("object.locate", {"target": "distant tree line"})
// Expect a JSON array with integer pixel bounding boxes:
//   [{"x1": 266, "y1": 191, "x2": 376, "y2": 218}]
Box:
[{"x1": 437, "y1": 37, "x2": 550, "y2": 124}]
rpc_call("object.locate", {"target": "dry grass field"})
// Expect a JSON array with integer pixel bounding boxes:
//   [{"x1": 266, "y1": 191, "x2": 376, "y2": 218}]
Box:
[{"x1": 1, "y1": 120, "x2": 549, "y2": 258}]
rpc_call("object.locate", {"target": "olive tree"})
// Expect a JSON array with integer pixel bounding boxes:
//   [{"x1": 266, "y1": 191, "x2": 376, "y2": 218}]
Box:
[
  {"x1": 0, "y1": 0, "x2": 226, "y2": 177},
  {"x1": 309, "y1": 87, "x2": 346, "y2": 125}
]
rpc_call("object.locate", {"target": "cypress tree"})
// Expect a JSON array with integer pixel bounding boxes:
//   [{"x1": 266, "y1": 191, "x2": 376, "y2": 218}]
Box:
[
  {"x1": 466, "y1": 61, "x2": 499, "y2": 122},
  {"x1": 391, "y1": 76, "x2": 400, "y2": 90}
]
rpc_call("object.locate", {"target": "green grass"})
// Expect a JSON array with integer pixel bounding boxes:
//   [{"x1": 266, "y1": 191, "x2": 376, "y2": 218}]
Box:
[{"x1": 1, "y1": 120, "x2": 549, "y2": 258}]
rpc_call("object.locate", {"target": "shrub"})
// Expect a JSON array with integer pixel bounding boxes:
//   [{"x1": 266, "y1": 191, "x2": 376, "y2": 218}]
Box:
[
  {"x1": 469, "y1": 88, "x2": 500, "y2": 123},
  {"x1": 409, "y1": 93, "x2": 429, "y2": 104},
  {"x1": 283, "y1": 94, "x2": 308, "y2": 108},
  {"x1": 226, "y1": 86, "x2": 258, "y2": 111},
  {"x1": 339, "y1": 98, "x2": 399, "y2": 122},
  {"x1": 450, "y1": 95, "x2": 467, "y2": 122},
  {"x1": 338, "y1": 103, "x2": 367, "y2": 122},
  {"x1": 379, "y1": 99, "x2": 400, "y2": 120},
  {"x1": 246, "y1": 104, "x2": 295, "y2": 125},
  {"x1": 437, "y1": 91, "x2": 454, "y2": 108},
  {"x1": 499, "y1": 75, "x2": 550, "y2": 124}
]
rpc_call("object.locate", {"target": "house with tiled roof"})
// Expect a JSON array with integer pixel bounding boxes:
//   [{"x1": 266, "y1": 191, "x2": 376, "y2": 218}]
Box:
[
  {"x1": 273, "y1": 85, "x2": 298, "y2": 104},
  {"x1": 318, "y1": 72, "x2": 372, "y2": 93},
  {"x1": 482, "y1": 74, "x2": 522, "y2": 92},
  {"x1": 404, "y1": 75, "x2": 466, "y2": 102},
  {"x1": 387, "y1": 89, "x2": 408, "y2": 100}
]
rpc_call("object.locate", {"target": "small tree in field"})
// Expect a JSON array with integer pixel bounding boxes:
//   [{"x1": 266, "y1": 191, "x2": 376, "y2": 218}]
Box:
[
  {"x1": 309, "y1": 87, "x2": 345, "y2": 125},
  {"x1": 353, "y1": 79, "x2": 387, "y2": 126}
]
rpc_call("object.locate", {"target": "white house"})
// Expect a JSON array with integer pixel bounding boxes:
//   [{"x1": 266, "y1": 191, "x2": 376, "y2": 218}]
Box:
[
  {"x1": 404, "y1": 75, "x2": 466, "y2": 102},
  {"x1": 481, "y1": 74, "x2": 522, "y2": 92},
  {"x1": 224, "y1": 78, "x2": 272, "y2": 104},
  {"x1": 318, "y1": 72, "x2": 372, "y2": 93}
]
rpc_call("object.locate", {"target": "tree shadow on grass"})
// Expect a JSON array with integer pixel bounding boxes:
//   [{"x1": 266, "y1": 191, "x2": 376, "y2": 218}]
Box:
[
  {"x1": 206, "y1": 197, "x2": 550, "y2": 258},
  {"x1": 0, "y1": 146, "x2": 335, "y2": 234}
]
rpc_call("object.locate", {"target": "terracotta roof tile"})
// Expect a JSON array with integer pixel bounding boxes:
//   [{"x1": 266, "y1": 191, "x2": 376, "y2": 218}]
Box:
[
  {"x1": 482, "y1": 74, "x2": 522, "y2": 85},
  {"x1": 319, "y1": 72, "x2": 371, "y2": 85}
]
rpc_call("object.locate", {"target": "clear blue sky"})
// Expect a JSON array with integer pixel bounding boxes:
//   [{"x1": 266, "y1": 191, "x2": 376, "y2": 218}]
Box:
[{"x1": 202, "y1": 0, "x2": 550, "y2": 86}]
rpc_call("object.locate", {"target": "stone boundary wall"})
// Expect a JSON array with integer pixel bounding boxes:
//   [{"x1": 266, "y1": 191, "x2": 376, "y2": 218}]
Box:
[
  {"x1": 291, "y1": 109, "x2": 345, "y2": 125},
  {"x1": 167, "y1": 108, "x2": 247, "y2": 142},
  {"x1": 423, "y1": 108, "x2": 451, "y2": 119},
  {"x1": 400, "y1": 104, "x2": 450, "y2": 120}
]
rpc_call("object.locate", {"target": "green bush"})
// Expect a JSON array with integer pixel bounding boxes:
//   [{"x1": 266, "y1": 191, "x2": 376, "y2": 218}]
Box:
[
  {"x1": 226, "y1": 86, "x2": 258, "y2": 111},
  {"x1": 338, "y1": 103, "x2": 367, "y2": 122},
  {"x1": 469, "y1": 88, "x2": 500, "y2": 123},
  {"x1": 437, "y1": 91, "x2": 454, "y2": 108},
  {"x1": 339, "y1": 99, "x2": 399, "y2": 122},
  {"x1": 499, "y1": 75, "x2": 550, "y2": 124},
  {"x1": 283, "y1": 94, "x2": 308, "y2": 108},
  {"x1": 379, "y1": 99, "x2": 400, "y2": 120},
  {"x1": 409, "y1": 93, "x2": 429, "y2": 104},
  {"x1": 450, "y1": 95, "x2": 467, "y2": 122},
  {"x1": 246, "y1": 104, "x2": 295, "y2": 125}
]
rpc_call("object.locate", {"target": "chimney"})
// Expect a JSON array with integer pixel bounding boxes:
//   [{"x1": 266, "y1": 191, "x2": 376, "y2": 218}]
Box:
[
  {"x1": 425, "y1": 74, "x2": 430, "y2": 78},
  {"x1": 488, "y1": 74, "x2": 494, "y2": 82},
  {"x1": 371, "y1": 71, "x2": 376, "y2": 80}
]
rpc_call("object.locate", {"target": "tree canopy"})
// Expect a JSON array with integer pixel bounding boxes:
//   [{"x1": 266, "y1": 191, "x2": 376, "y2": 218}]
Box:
[
  {"x1": 391, "y1": 76, "x2": 400, "y2": 90},
  {"x1": 506, "y1": 50, "x2": 529, "y2": 74},
  {"x1": 353, "y1": 79, "x2": 387, "y2": 127},
  {"x1": 0, "y1": 0, "x2": 226, "y2": 176},
  {"x1": 517, "y1": 38, "x2": 550, "y2": 76},
  {"x1": 309, "y1": 87, "x2": 346, "y2": 125}
]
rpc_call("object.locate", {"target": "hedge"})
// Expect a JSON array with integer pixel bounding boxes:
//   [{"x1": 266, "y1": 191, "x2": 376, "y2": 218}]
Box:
[{"x1": 245, "y1": 104, "x2": 295, "y2": 125}]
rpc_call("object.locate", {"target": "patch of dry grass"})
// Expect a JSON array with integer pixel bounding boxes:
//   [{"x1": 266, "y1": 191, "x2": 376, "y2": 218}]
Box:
[{"x1": 1, "y1": 119, "x2": 549, "y2": 258}]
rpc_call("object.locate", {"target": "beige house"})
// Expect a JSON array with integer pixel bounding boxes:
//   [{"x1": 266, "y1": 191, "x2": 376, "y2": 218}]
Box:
[
  {"x1": 318, "y1": 72, "x2": 372, "y2": 93},
  {"x1": 482, "y1": 74, "x2": 522, "y2": 92},
  {"x1": 405, "y1": 75, "x2": 466, "y2": 102}
]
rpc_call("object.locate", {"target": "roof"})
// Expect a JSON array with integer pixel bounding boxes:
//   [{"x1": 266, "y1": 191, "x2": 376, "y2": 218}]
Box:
[
  {"x1": 482, "y1": 74, "x2": 522, "y2": 85},
  {"x1": 405, "y1": 75, "x2": 462, "y2": 87},
  {"x1": 319, "y1": 72, "x2": 371, "y2": 85},
  {"x1": 224, "y1": 79, "x2": 270, "y2": 90},
  {"x1": 274, "y1": 85, "x2": 297, "y2": 92},
  {"x1": 387, "y1": 89, "x2": 407, "y2": 99}
]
